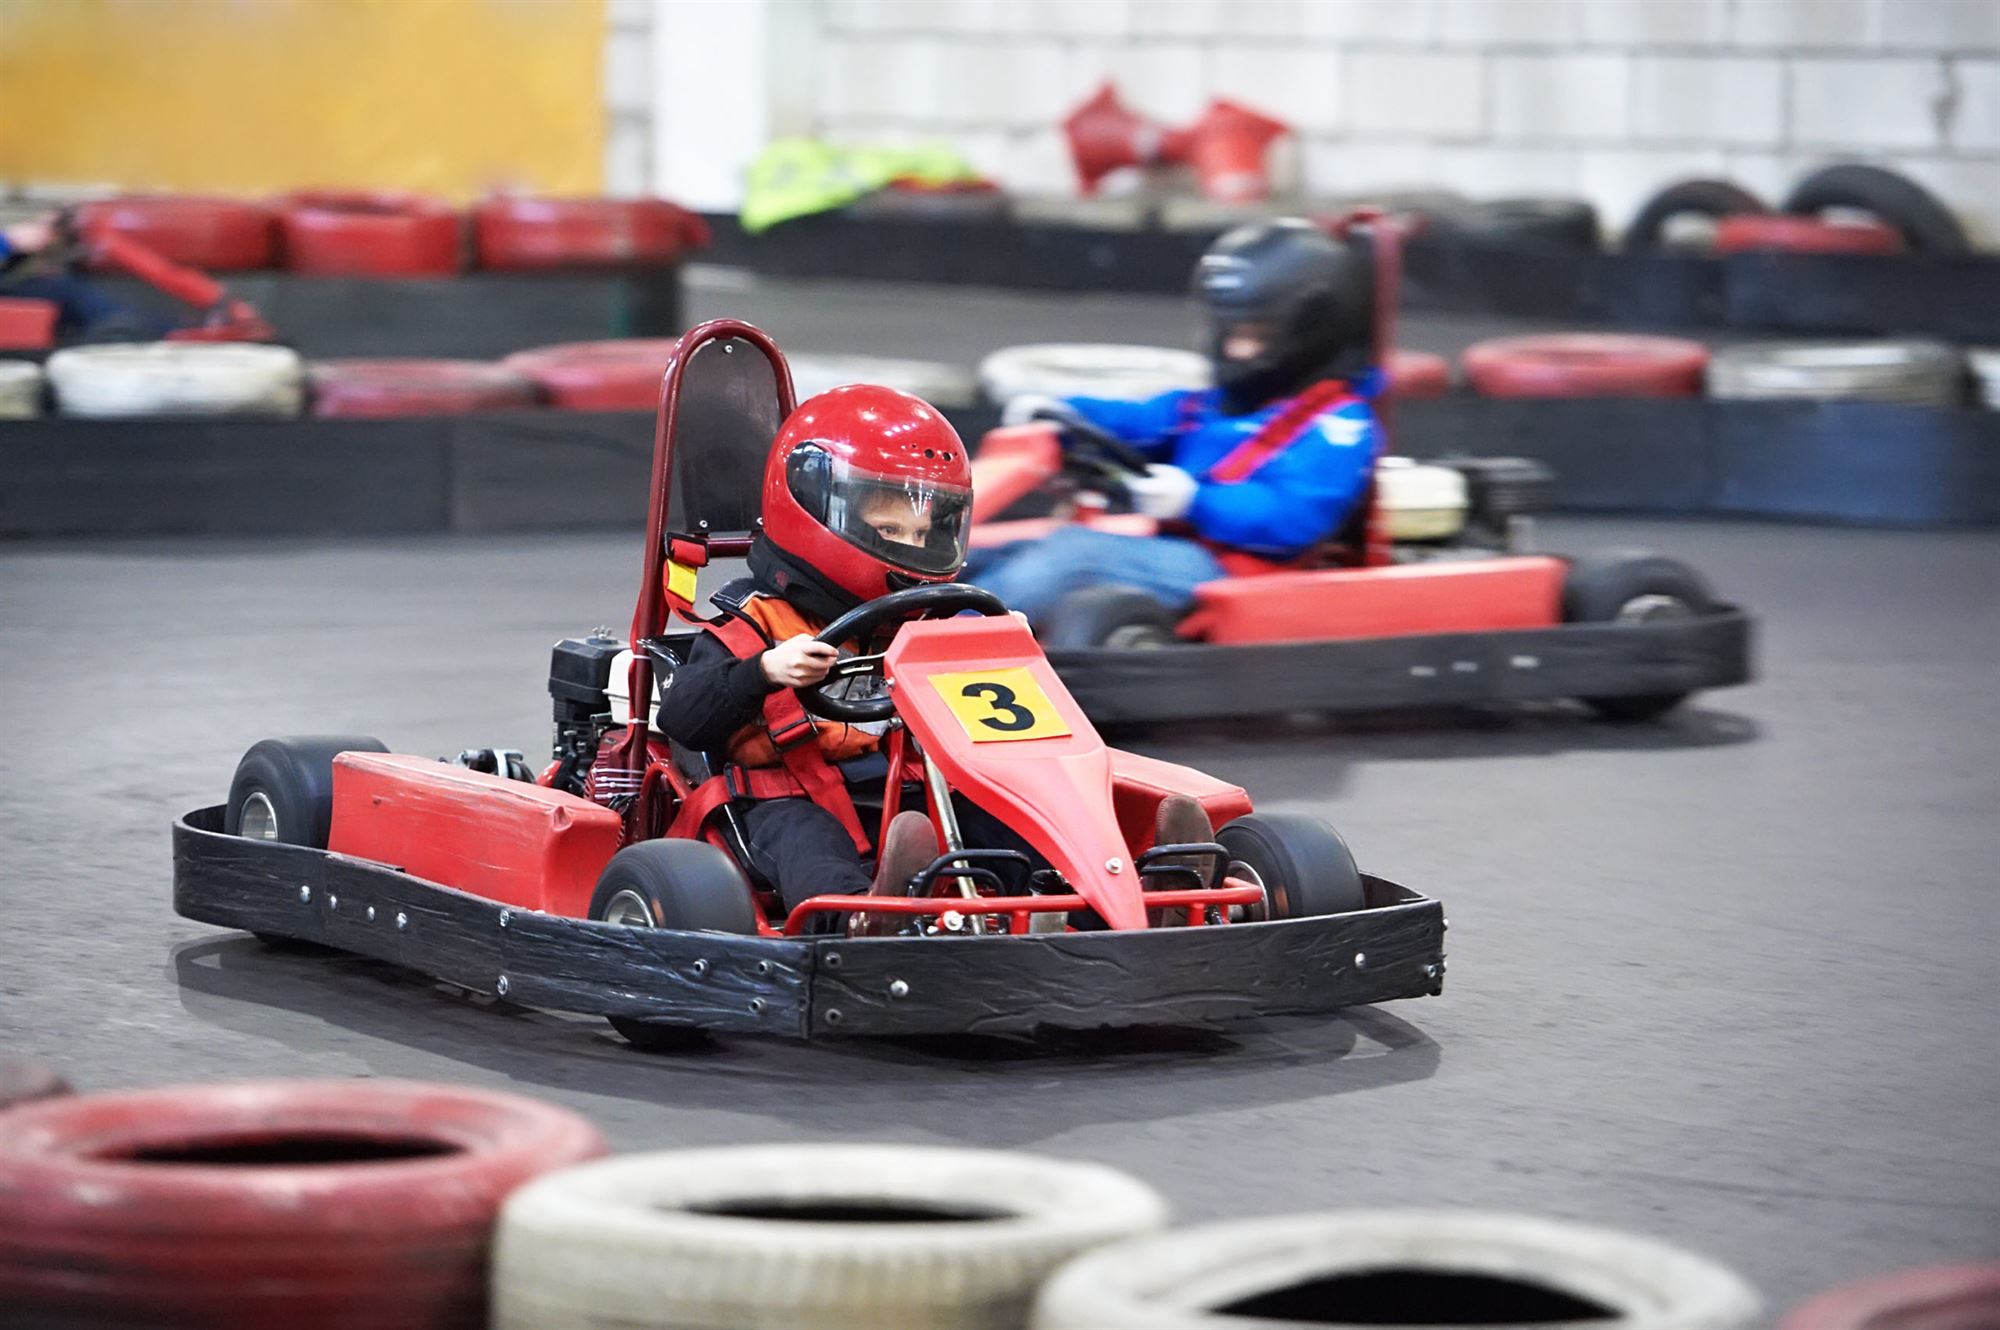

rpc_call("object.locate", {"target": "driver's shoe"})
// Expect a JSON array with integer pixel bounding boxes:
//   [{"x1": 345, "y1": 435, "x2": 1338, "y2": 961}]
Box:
[
  {"x1": 1148, "y1": 795, "x2": 1216, "y2": 927},
  {"x1": 850, "y1": 811, "x2": 937, "y2": 938}
]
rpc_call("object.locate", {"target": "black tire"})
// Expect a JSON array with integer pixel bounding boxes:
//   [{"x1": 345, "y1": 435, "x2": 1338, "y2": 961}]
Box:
[
  {"x1": 1039, "y1": 584, "x2": 1181, "y2": 650},
  {"x1": 1783, "y1": 163, "x2": 1969, "y2": 255},
  {"x1": 1216, "y1": 813, "x2": 1366, "y2": 921},
  {"x1": 589, "y1": 839, "x2": 758, "y2": 1051},
  {"x1": 1623, "y1": 178, "x2": 1768, "y2": 250},
  {"x1": 1562, "y1": 552, "x2": 1715, "y2": 722},
  {"x1": 224, "y1": 735, "x2": 387, "y2": 848},
  {"x1": 1430, "y1": 196, "x2": 1601, "y2": 252}
]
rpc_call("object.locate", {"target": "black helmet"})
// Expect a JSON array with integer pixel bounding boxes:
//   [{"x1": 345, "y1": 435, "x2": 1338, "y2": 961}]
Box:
[{"x1": 1193, "y1": 218, "x2": 1375, "y2": 411}]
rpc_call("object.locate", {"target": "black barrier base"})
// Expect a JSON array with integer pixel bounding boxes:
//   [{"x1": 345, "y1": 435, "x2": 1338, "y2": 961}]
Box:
[
  {"x1": 173, "y1": 806, "x2": 1444, "y2": 1040},
  {"x1": 5, "y1": 397, "x2": 1995, "y2": 540}
]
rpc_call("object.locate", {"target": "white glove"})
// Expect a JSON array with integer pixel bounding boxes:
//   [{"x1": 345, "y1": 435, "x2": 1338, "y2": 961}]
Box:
[
  {"x1": 1123, "y1": 464, "x2": 1198, "y2": 520},
  {"x1": 999, "y1": 392, "x2": 1070, "y2": 427}
]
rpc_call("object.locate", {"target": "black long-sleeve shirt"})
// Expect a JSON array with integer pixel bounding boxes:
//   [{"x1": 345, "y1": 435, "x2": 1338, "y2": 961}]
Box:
[{"x1": 656, "y1": 629, "x2": 779, "y2": 754}]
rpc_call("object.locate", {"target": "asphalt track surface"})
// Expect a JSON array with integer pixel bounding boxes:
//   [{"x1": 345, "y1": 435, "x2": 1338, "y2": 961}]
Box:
[{"x1": 1, "y1": 516, "x2": 1995, "y2": 1314}]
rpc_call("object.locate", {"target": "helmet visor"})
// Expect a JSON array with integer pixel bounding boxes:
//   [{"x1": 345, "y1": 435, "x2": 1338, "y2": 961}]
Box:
[{"x1": 790, "y1": 453, "x2": 971, "y2": 577}]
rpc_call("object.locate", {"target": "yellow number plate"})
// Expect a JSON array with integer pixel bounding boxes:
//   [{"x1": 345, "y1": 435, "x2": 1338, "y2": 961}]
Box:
[{"x1": 929, "y1": 667, "x2": 1072, "y2": 743}]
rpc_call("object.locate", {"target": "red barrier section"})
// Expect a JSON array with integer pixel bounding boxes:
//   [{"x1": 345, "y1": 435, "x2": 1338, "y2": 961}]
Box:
[
  {"x1": 472, "y1": 196, "x2": 709, "y2": 270},
  {"x1": 328, "y1": 752, "x2": 623, "y2": 916},
  {"x1": 501, "y1": 338, "x2": 677, "y2": 410},
  {"x1": 309, "y1": 359, "x2": 543, "y2": 417},
  {"x1": 1714, "y1": 214, "x2": 1904, "y2": 255},
  {"x1": 1187, "y1": 557, "x2": 1565, "y2": 644},
  {"x1": 279, "y1": 191, "x2": 464, "y2": 276},
  {"x1": 0, "y1": 298, "x2": 58, "y2": 351},
  {"x1": 0, "y1": 1079, "x2": 605, "y2": 1330},
  {"x1": 1780, "y1": 1264, "x2": 2000, "y2": 1330},
  {"x1": 77, "y1": 196, "x2": 276, "y2": 271},
  {"x1": 1463, "y1": 333, "x2": 1710, "y2": 398},
  {"x1": 1385, "y1": 348, "x2": 1452, "y2": 399}
]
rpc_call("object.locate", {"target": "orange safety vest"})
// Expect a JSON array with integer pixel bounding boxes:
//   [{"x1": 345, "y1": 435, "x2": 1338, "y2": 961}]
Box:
[{"x1": 723, "y1": 595, "x2": 882, "y2": 769}]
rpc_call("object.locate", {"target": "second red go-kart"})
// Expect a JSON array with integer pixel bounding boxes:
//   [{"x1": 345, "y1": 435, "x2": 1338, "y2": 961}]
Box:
[
  {"x1": 172, "y1": 319, "x2": 1445, "y2": 1046},
  {"x1": 968, "y1": 213, "x2": 1754, "y2": 726}
]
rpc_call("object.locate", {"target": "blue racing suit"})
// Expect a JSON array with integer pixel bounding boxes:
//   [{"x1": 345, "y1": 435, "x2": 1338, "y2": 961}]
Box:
[{"x1": 969, "y1": 373, "x2": 1383, "y2": 621}]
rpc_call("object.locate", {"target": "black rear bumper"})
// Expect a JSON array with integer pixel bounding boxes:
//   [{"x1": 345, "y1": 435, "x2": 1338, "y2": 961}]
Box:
[
  {"x1": 173, "y1": 807, "x2": 1443, "y2": 1041},
  {"x1": 1046, "y1": 607, "x2": 1752, "y2": 725}
]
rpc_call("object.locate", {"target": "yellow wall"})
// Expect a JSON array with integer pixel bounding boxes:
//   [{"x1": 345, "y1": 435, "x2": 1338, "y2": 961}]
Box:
[{"x1": 0, "y1": 0, "x2": 606, "y2": 199}]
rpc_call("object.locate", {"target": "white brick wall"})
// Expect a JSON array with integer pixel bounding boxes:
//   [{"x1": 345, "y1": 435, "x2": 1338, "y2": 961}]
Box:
[{"x1": 786, "y1": 0, "x2": 2000, "y2": 242}]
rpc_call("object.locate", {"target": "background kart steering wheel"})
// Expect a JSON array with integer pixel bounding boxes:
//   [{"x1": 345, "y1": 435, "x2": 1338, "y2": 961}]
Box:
[
  {"x1": 800, "y1": 582, "x2": 1011, "y2": 723},
  {"x1": 1029, "y1": 406, "x2": 1155, "y2": 495}
]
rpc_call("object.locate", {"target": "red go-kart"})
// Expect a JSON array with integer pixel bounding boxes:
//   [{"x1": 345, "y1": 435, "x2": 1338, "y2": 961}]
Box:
[{"x1": 173, "y1": 319, "x2": 1445, "y2": 1045}]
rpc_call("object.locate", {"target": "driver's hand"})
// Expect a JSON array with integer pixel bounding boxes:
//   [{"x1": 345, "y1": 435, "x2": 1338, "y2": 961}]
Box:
[
  {"x1": 1124, "y1": 464, "x2": 1199, "y2": 519},
  {"x1": 761, "y1": 634, "x2": 840, "y2": 687},
  {"x1": 1, "y1": 214, "x2": 56, "y2": 257}
]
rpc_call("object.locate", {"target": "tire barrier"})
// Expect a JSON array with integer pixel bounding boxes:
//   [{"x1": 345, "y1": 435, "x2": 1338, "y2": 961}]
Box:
[
  {"x1": 1426, "y1": 196, "x2": 1602, "y2": 252},
  {"x1": 46, "y1": 343, "x2": 305, "y2": 418},
  {"x1": 1713, "y1": 215, "x2": 1903, "y2": 255},
  {"x1": 788, "y1": 352, "x2": 981, "y2": 408},
  {"x1": 0, "y1": 1078, "x2": 605, "y2": 1330},
  {"x1": 0, "y1": 1057, "x2": 68, "y2": 1111},
  {"x1": 279, "y1": 191, "x2": 465, "y2": 277},
  {"x1": 473, "y1": 197, "x2": 709, "y2": 270},
  {"x1": 1783, "y1": 163, "x2": 1970, "y2": 256},
  {"x1": 979, "y1": 342, "x2": 1211, "y2": 405},
  {"x1": 1623, "y1": 178, "x2": 1769, "y2": 250},
  {"x1": 1386, "y1": 348, "x2": 1452, "y2": 399},
  {"x1": 1970, "y1": 348, "x2": 2000, "y2": 410},
  {"x1": 1032, "y1": 1210, "x2": 1759, "y2": 1330},
  {"x1": 1463, "y1": 333, "x2": 1710, "y2": 398},
  {"x1": 1780, "y1": 1263, "x2": 2000, "y2": 1330},
  {"x1": 0, "y1": 359, "x2": 45, "y2": 419},
  {"x1": 500, "y1": 339, "x2": 677, "y2": 410},
  {"x1": 1707, "y1": 339, "x2": 1965, "y2": 405},
  {"x1": 491, "y1": 1143, "x2": 1168, "y2": 1330},
  {"x1": 77, "y1": 196, "x2": 277, "y2": 271},
  {"x1": 308, "y1": 359, "x2": 542, "y2": 418}
]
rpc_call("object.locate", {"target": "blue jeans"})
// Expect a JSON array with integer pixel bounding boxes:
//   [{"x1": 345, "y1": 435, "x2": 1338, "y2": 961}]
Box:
[
  {"x1": 965, "y1": 527, "x2": 1225, "y2": 622},
  {"x1": 1, "y1": 273, "x2": 168, "y2": 341}
]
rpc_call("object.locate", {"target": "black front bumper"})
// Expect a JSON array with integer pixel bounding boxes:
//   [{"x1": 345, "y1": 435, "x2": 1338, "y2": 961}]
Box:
[
  {"x1": 1047, "y1": 607, "x2": 1753, "y2": 725},
  {"x1": 173, "y1": 807, "x2": 1444, "y2": 1041}
]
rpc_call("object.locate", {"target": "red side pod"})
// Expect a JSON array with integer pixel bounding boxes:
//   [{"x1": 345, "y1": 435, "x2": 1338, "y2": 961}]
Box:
[
  {"x1": 1109, "y1": 748, "x2": 1254, "y2": 853},
  {"x1": 0, "y1": 298, "x2": 58, "y2": 351},
  {"x1": 969, "y1": 424, "x2": 1064, "y2": 522},
  {"x1": 327, "y1": 753, "x2": 623, "y2": 917},
  {"x1": 1187, "y1": 556, "x2": 1566, "y2": 644}
]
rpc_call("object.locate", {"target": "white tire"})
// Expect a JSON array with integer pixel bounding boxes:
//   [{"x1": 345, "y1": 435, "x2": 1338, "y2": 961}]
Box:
[
  {"x1": 1033, "y1": 1210, "x2": 1759, "y2": 1330},
  {"x1": 46, "y1": 342, "x2": 305, "y2": 418},
  {"x1": 0, "y1": 360, "x2": 43, "y2": 419},
  {"x1": 788, "y1": 353, "x2": 980, "y2": 410},
  {"x1": 1969, "y1": 347, "x2": 2000, "y2": 410},
  {"x1": 492, "y1": 1143, "x2": 1168, "y2": 1330},
  {"x1": 1705, "y1": 339, "x2": 1964, "y2": 406},
  {"x1": 979, "y1": 343, "x2": 1210, "y2": 406}
]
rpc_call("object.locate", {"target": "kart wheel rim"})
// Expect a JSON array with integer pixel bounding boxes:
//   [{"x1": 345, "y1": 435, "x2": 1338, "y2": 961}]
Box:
[
  {"x1": 1614, "y1": 593, "x2": 1691, "y2": 624},
  {"x1": 1228, "y1": 859, "x2": 1270, "y2": 923},
  {"x1": 1104, "y1": 623, "x2": 1173, "y2": 649},
  {"x1": 239, "y1": 791, "x2": 279, "y2": 842},
  {"x1": 601, "y1": 890, "x2": 655, "y2": 929}
]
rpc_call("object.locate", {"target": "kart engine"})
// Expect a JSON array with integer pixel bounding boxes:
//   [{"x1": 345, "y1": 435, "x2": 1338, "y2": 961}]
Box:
[{"x1": 548, "y1": 630, "x2": 624, "y2": 797}]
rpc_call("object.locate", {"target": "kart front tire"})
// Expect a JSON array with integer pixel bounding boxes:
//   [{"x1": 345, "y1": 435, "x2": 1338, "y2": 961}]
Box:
[
  {"x1": 491, "y1": 1144, "x2": 1168, "y2": 1330},
  {"x1": 1039, "y1": 584, "x2": 1181, "y2": 650},
  {"x1": 225, "y1": 735, "x2": 387, "y2": 950},
  {"x1": 1563, "y1": 552, "x2": 1715, "y2": 722},
  {"x1": 1217, "y1": 813, "x2": 1366, "y2": 920},
  {"x1": 589, "y1": 839, "x2": 758, "y2": 1051}
]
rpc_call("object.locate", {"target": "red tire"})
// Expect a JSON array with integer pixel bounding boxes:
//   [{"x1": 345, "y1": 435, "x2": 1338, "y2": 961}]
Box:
[
  {"x1": 1463, "y1": 333, "x2": 1710, "y2": 398},
  {"x1": 278, "y1": 190, "x2": 465, "y2": 276},
  {"x1": 1780, "y1": 1264, "x2": 2000, "y2": 1330},
  {"x1": 0, "y1": 1058, "x2": 67, "y2": 1111},
  {"x1": 0, "y1": 1079, "x2": 605, "y2": 1330},
  {"x1": 309, "y1": 359, "x2": 543, "y2": 417},
  {"x1": 1385, "y1": 348, "x2": 1451, "y2": 398},
  {"x1": 77, "y1": 196, "x2": 277, "y2": 271},
  {"x1": 1714, "y1": 214, "x2": 1903, "y2": 256},
  {"x1": 500, "y1": 339, "x2": 678, "y2": 410},
  {"x1": 472, "y1": 196, "x2": 709, "y2": 270}
]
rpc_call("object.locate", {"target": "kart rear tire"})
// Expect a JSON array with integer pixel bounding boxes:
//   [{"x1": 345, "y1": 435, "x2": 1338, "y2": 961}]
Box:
[
  {"x1": 1563, "y1": 553, "x2": 1715, "y2": 722},
  {"x1": 1039, "y1": 584, "x2": 1182, "y2": 649},
  {"x1": 491, "y1": 1143, "x2": 1168, "y2": 1330},
  {"x1": 589, "y1": 840, "x2": 759, "y2": 1051},
  {"x1": 0, "y1": 1078, "x2": 605, "y2": 1330},
  {"x1": 225, "y1": 735, "x2": 389, "y2": 849},
  {"x1": 1030, "y1": 1210, "x2": 1759, "y2": 1330},
  {"x1": 1217, "y1": 812, "x2": 1365, "y2": 920}
]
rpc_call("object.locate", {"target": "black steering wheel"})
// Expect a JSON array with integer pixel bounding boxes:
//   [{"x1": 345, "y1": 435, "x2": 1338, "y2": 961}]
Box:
[
  {"x1": 1029, "y1": 405, "x2": 1155, "y2": 490},
  {"x1": 800, "y1": 583, "x2": 1012, "y2": 723}
]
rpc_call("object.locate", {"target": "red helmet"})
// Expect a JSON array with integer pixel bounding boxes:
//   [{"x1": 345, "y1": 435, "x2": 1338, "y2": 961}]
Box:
[{"x1": 759, "y1": 384, "x2": 974, "y2": 609}]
